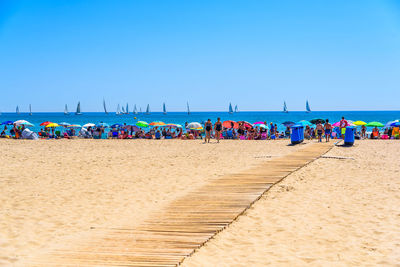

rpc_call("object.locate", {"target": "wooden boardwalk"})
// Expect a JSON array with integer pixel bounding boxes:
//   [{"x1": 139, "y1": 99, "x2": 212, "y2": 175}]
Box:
[{"x1": 28, "y1": 142, "x2": 332, "y2": 267}]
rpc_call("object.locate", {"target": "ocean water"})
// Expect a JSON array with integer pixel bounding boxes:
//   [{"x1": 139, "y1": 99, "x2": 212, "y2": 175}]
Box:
[{"x1": 1, "y1": 111, "x2": 399, "y2": 133}]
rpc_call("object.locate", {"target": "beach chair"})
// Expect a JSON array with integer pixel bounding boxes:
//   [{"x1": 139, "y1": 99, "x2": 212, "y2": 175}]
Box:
[
  {"x1": 112, "y1": 131, "x2": 119, "y2": 139},
  {"x1": 227, "y1": 130, "x2": 234, "y2": 139}
]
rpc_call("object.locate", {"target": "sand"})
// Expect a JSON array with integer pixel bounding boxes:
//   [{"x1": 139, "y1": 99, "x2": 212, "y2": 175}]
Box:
[
  {"x1": 183, "y1": 140, "x2": 400, "y2": 266},
  {"x1": 0, "y1": 139, "x2": 300, "y2": 266}
]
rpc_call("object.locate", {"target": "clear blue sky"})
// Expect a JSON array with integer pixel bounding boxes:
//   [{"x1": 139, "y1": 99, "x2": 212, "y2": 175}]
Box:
[{"x1": 1, "y1": 0, "x2": 400, "y2": 112}]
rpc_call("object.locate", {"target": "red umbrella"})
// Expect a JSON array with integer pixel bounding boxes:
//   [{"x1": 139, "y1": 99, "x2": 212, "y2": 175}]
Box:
[
  {"x1": 238, "y1": 121, "x2": 253, "y2": 129},
  {"x1": 40, "y1": 121, "x2": 53, "y2": 126},
  {"x1": 223, "y1": 120, "x2": 239, "y2": 129}
]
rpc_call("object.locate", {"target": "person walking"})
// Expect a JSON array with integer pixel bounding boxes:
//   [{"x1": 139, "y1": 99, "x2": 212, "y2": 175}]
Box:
[
  {"x1": 339, "y1": 117, "x2": 348, "y2": 139},
  {"x1": 204, "y1": 119, "x2": 213, "y2": 143},
  {"x1": 324, "y1": 119, "x2": 332, "y2": 142},
  {"x1": 214, "y1": 118, "x2": 222, "y2": 143},
  {"x1": 316, "y1": 120, "x2": 324, "y2": 142}
]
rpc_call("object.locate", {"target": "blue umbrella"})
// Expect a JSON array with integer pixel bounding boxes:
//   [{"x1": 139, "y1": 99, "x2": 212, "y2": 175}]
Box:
[
  {"x1": 282, "y1": 121, "x2": 295, "y2": 127},
  {"x1": 97, "y1": 122, "x2": 110, "y2": 128},
  {"x1": 296, "y1": 120, "x2": 312, "y2": 126},
  {"x1": 111, "y1": 123, "x2": 123, "y2": 128},
  {"x1": 391, "y1": 121, "x2": 400, "y2": 127},
  {"x1": 1, "y1": 121, "x2": 13, "y2": 125}
]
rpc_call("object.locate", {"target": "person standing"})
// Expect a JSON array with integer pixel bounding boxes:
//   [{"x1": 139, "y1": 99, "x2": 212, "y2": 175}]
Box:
[
  {"x1": 324, "y1": 119, "x2": 332, "y2": 142},
  {"x1": 316, "y1": 121, "x2": 324, "y2": 142},
  {"x1": 214, "y1": 118, "x2": 222, "y2": 143},
  {"x1": 204, "y1": 119, "x2": 212, "y2": 143},
  {"x1": 339, "y1": 117, "x2": 348, "y2": 139}
]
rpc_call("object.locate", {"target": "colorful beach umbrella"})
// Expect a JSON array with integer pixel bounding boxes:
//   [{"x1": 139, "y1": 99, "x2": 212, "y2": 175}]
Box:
[
  {"x1": 96, "y1": 122, "x2": 110, "y2": 128},
  {"x1": 165, "y1": 123, "x2": 183, "y2": 128},
  {"x1": 40, "y1": 121, "x2": 53, "y2": 126},
  {"x1": 67, "y1": 124, "x2": 81, "y2": 128},
  {"x1": 282, "y1": 121, "x2": 295, "y2": 127},
  {"x1": 111, "y1": 123, "x2": 123, "y2": 128},
  {"x1": 366, "y1": 121, "x2": 384, "y2": 127},
  {"x1": 83, "y1": 123, "x2": 95, "y2": 128},
  {"x1": 391, "y1": 122, "x2": 400, "y2": 127},
  {"x1": 45, "y1": 123, "x2": 60, "y2": 128},
  {"x1": 223, "y1": 120, "x2": 239, "y2": 129},
  {"x1": 187, "y1": 122, "x2": 202, "y2": 129},
  {"x1": 59, "y1": 122, "x2": 71, "y2": 126},
  {"x1": 1, "y1": 121, "x2": 13, "y2": 125},
  {"x1": 385, "y1": 120, "x2": 399, "y2": 128},
  {"x1": 257, "y1": 124, "x2": 268, "y2": 129},
  {"x1": 136, "y1": 121, "x2": 149, "y2": 128},
  {"x1": 237, "y1": 121, "x2": 253, "y2": 129},
  {"x1": 296, "y1": 120, "x2": 312, "y2": 126},
  {"x1": 14, "y1": 120, "x2": 34, "y2": 127},
  {"x1": 149, "y1": 121, "x2": 166, "y2": 126},
  {"x1": 353, "y1": 121, "x2": 367, "y2": 126},
  {"x1": 253, "y1": 121, "x2": 265, "y2": 125}
]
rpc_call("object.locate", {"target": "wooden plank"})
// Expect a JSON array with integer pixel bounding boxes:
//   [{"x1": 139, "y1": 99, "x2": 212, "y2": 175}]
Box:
[{"x1": 25, "y1": 142, "x2": 332, "y2": 267}]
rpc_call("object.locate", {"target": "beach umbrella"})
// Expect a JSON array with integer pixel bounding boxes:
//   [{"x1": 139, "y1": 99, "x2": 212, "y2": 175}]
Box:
[
  {"x1": 127, "y1": 125, "x2": 140, "y2": 132},
  {"x1": 309, "y1": 118, "x2": 325, "y2": 124},
  {"x1": 14, "y1": 120, "x2": 34, "y2": 127},
  {"x1": 353, "y1": 121, "x2": 367, "y2": 126},
  {"x1": 253, "y1": 121, "x2": 265, "y2": 125},
  {"x1": 67, "y1": 124, "x2": 81, "y2": 128},
  {"x1": 83, "y1": 123, "x2": 95, "y2": 128},
  {"x1": 111, "y1": 123, "x2": 123, "y2": 128},
  {"x1": 1, "y1": 121, "x2": 13, "y2": 125},
  {"x1": 385, "y1": 120, "x2": 399, "y2": 128},
  {"x1": 136, "y1": 121, "x2": 149, "y2": 128},
  {"x1": 366, "y1": 121, "x2": 384, "y2": 127},
  {"x1": 187, "y1": 122, "x2": 202, "y2": 129},
  {"x1": 45, "y1": 123, "x2": 60, "y2": 128},
  {"x1": 282, "y1": 121, "x2": 295, "y2": 127},
  {"x1": 257, "y1": 124, "x2": 268, "y2": 129},
  {"x1": 223, "y1": 120, "x2": 239, "y2": 129},
  {"x1": 165, "y1": 123, "x2": 183, "y2": 128},
  {"x1": 40, "y1": 121, "x2": 53, "y2": 126},
  {"x1": 296, "y1": 120, "x2": 312, "y2": 126},
  {"x1": 96, "y1": 122, "x2": 109, "y2": 128},
  {"x1": 59, "y1": 122, "x2": 71, "y2": 127},
  {"x1": 237, "y1": 121, "x2": 253, "y2": 129},
  {"x1": 391, "y1": 122, "x2": 400, "y2": 127},
  {"x1": 149, "y1": 121, "x2": 166, "y2": 126}
]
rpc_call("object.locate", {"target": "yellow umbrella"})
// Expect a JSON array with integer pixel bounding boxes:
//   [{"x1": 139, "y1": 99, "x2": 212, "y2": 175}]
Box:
[
  {"x1": 353, "y1": 121, "x2": 367, "y2": 126},
  {"x1": 45, "y1": 123, "x2": 60, "y2": 128}
]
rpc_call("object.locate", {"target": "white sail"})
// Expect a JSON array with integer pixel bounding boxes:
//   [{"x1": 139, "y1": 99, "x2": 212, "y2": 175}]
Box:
[
  {"x1": 121, "y1": 106, "x2": 126, "y2": 113},
  {"x1": 163, "y1": 103, "x2": 167, "y2": 115},
  {"x1": 75, "y1": 102, "x2": 82, "y2": 115},
  {"x1": 64, "y1": 104, "x2": 69, "y2": 115},
  {"x1": 133, "y1": 104, "x2": 138, "y2": 114},
  {"x1": 229, "y1": 102, "x2": 233, "y2": 114},
  {"x1": 306, "y1": 100, "x2": 311, "y2": 113},
  {"x1": 140, "y1": 107, "x2": 142, "y2": 113},
  {"x1": 187, "y1": 102, "x2": 190, "y2": 115},
  {"x1": 103, "y1": 99, "x2": 108, "y2": 114},
  {"x1": 283, "y1": 101, "x2": 288, "y2": 113},
  {"x1": 145, "y1": 104, "x2": 150, "y2": 115},
  {"x1": 126, "y1": 103, "x2": 129, "y2": 114},
  {"x1": 116, "y1": 104, "x2": 121, "y2": 115},
  {"x1": 234, "y1": 105, "x2": 238, "y2": 113},
  {"x1": 29, "y1": 104, "x2": 32, "y2": 115},
  {"x1": 16, "y1": 106, "x2": 20, "y2": 114}
]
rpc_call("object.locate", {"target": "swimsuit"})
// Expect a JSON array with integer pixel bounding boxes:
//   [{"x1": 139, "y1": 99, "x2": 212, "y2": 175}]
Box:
[
  {"x1": 325, "y1": 129, "x2": 331, "y2": 135},
  {"x1": 215, "y1": 123, "x2": 222, "y2": 131},
  {"x1": 205, "y1": 124, "x2": 212, "y2": 132},
  {"x1": 317, "y1": 129, "x2": 323, "y2": 136}
]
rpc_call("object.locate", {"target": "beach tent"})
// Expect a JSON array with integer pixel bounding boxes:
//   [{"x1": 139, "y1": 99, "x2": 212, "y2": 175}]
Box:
[{"x1": 21, "y1": 128, "x2": 38, "y2": 140}]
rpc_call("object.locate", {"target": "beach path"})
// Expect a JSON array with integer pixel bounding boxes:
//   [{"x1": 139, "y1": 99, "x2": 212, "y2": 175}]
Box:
[{"x1": 27, "y1": 142, "x2": 332, "y2": 267}]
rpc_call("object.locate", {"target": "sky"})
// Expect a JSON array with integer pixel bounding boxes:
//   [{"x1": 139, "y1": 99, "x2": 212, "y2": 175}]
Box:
[{"x1": 0, "y1": 0, "x2": 400, "y2": 112}]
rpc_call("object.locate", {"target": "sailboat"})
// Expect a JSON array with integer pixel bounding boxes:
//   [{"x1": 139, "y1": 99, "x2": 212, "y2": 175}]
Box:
[
  {"x1": 126, "y1": 103, "x2": 129, "y2": 114},
  {"x1": 64, "y1": 104, "x2": 69, "y2": 115},
  {"x1": 116, "y1": 104, "x2": 121, "y2": 115},
  {"x1": 121, "y1": 106, "x2": 126, "y2": 114},
  {"x1": 103, "y1": 99, "x2": 108, "y2": 114},
  {"x1": 133, "y1": 104, "x2": 138, "y2": 114},
  {"x1": 75, "y1": 102, "x2": 82, "y2": 115},
  {"x1": 163, "y1": 103, "x2": 167, "y2": 115},
  {"x1": 234, "y1": 105, "x2": 238, "y2": 113},
  {"x1": 16, "y1": 106, "x2": 20, "y2": 115},
  {"x1": 283, "y1": 101, "x2": 288, "y2": 113},
  {"x1": 145, "y1": 104, "x2": 150, "y2": 115},
  {"x1": 228, "y1": 103, "x2": 233, "y2": 114},
  {"x1": 140, "y1": 107, "x2": 142, "y2": 113},
  {"x1": 29, "y1": 104, "x2": 32, "y2": 115},
  {"x1": 187, "y1": 102, "x2": 190, "y2": 115},
  {"x1": 306, "y1": 100, "x2": 311, "y2": 113}
]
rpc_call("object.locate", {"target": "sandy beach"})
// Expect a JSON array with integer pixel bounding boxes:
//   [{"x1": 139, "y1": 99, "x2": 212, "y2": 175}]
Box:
[
  {"x1": 0, "y1": 139, "x2": 301, "y2": 266},
  {"x1": 183, "y1": 140, "x2": 400, "y2": 266}
]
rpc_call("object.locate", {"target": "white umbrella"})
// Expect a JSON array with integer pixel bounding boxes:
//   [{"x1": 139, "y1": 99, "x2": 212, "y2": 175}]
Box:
[
  {"x1": 186, "y1": 122, "x2": 202, "y2": 129},
  {"x1": 83, "y1": 123, "x2": 95, "y2": 128},
  {"x1": 59, "y1": 122, "x2": 71, "y2": 126},
  {"x1": 14, "y1": 120, "x2": 34, "y2": 127}
]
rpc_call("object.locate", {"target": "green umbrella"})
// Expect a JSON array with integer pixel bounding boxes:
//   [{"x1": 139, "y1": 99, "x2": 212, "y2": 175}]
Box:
[
  {"x1": 366, "y1": 121, "x2": 384, "y2": 127},
  {"x1": 136, "y1": 121, "x2": 149, "y2": 128}
]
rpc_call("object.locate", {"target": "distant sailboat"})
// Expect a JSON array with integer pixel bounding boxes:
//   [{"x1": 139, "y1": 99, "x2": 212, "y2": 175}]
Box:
[
  {"x1": 163, "y1": 103, "x2": 167, "y2": 115},
  {"x1": 116, "y1": 104, "x2": 121, "y2": 115},
  {"x1": 187, "y1": 102, "x2": 190, "y2": 115},
  {"x1": 103, "y1": 99, "x2": 108, "y2": 114},
  {"x1": 16, "y1": 106, "x2": 20, "y2": 115},
  {"x1": 140, "y1": 107, "x2": 142, "y2": 113},
  {"x1": 133, "y1": 104, "x2": 138, "y2": 114},
  {"x1": 145, "y1": 104, "x2": 150, "y2": 115},
  {"x1": 75, "y1": 102, "x2": 82, "y2": 115},
  {"x1": 121, "y1": 106, "x2": 126, "y2": 114},
  {"x1": 228, "y1": 103, "x2": 233, "y2": 114},
  {"x1": 306, "y1": 100, "x2": 311, "y2": 113},
  {"x1": 29, "y1": 104, "x2": 32, "y2": 115},
  {"x1": 126, "y1": 103, "x2": 129, "y2": 114},
  {"x1": 64, "y1": 104, "x2": 69, "y2": 115},
  {"x1": 283, "y1": 101, "x2": 288, "y2": 113},
  {"x1": 234, "y1": 105, "x2": 238, "y2": 113}
]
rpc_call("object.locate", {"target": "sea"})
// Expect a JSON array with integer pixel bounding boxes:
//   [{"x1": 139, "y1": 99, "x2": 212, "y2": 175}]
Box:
[{"x1": 1, "y1": 111, "x2": 399, "y2": 133}]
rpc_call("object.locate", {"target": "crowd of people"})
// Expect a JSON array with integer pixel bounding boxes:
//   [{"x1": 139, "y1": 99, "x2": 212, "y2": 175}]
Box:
[{"x1": 1, "y1": 117, "x2": 399, "y2": 141}]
